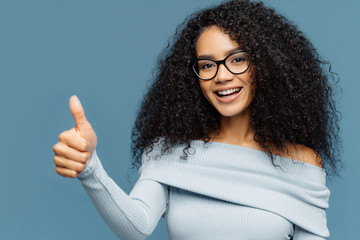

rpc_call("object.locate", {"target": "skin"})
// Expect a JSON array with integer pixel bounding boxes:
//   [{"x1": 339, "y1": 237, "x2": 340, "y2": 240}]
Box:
[{"x1": 53, "y1": 27, "x2": 322, "y2": 178}]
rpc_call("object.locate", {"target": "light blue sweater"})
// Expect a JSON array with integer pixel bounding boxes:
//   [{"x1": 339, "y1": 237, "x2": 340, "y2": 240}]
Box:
[{"x1": 78, "y1": 140, "x2": 330, "y2": 240}]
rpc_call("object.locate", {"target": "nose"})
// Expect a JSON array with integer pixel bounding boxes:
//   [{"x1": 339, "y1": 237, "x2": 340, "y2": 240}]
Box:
[{"x1": 215, "y1": 63, "x2": 234, "y2": 82}]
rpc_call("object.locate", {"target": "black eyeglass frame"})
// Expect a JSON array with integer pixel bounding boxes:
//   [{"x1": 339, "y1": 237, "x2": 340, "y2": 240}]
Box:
[{"x1": 192, "y1": 50, "x2": 250, "y2": 80}]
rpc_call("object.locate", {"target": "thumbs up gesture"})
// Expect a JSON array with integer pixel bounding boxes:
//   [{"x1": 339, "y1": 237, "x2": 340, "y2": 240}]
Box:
[{"x1": 53, "y1": 96, "x2": 97, "y2": 178}]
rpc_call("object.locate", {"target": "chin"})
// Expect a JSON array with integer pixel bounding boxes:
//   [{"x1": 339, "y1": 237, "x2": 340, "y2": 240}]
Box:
[{"x1": 216, "y1": 107, "x2": 250, "y2": 118}]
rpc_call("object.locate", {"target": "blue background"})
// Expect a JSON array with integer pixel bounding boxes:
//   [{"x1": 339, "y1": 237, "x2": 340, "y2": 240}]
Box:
[{"x1": 1, "y1": 0, "x2": 359, "y2": 239}]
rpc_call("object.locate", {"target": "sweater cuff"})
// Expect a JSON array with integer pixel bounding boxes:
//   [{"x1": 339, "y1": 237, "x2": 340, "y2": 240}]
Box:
[{"x1": 77, "y1": 149, "x2": 100, "y2": 180}]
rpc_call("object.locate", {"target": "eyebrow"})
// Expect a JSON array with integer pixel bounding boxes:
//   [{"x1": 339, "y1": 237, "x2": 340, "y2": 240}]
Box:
[{"x1": 197, "y1": 47, "x2": 244, "y2": 60}]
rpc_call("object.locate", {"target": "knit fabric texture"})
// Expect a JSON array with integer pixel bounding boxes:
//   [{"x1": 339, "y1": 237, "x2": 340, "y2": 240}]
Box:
[{"x1": 78, "y1": 140, "x2": 330, "y2": 240}]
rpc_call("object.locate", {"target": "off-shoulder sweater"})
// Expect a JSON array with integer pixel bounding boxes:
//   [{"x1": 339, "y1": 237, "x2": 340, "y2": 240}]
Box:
[{"x1": 78, "y1": 140, "x2": 330, "y2": 240}]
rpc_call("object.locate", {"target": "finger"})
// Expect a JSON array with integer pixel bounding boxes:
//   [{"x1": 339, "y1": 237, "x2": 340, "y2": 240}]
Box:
[
  {"x1": 59, "y1": 128, "x2": 89, "y2": 152},
  {"x1": 55, "y1": 166, "x2": 78, "y2": 178},
  {"x1": 53, "y1": 142, "x2": 90, "y2": 163},
  {"x1": 54, "y1": 155, "x2": 86, "y2": 173},
  {"x1": 69, "y1": 95, "x2": 91, "y2": 132}
]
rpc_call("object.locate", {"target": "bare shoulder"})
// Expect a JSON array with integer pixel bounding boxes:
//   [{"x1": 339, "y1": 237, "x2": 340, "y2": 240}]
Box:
[{"x1": 277, "y1": 143, "x2": 323, "y2": 168}]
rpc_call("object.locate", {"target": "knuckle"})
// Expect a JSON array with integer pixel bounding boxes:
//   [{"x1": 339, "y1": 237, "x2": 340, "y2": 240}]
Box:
[
  {"x1": 58, "y1": 132, "x2": 65, "y2": 141},
  {"x1": 82, "y1": 142, "x2": 89, "y2": 151},
  {"x1": 53, "y1": 142, "x2": 65, "y2": 153},
  {"x1": 53, "y1": 155, "x2": 58, "y2": 164},
  {"x1": 55, "y1": 167, "x2": 62, "y2": 175},
  {"x1": 53, "y1": 155, "x2": 64, "y2": 165},
  {"x1": 59, "y1": 131, "x2": 69, "y2": 142},
  {"x1": 53, "y1": 143, "x2": 59, "y2": 152}
]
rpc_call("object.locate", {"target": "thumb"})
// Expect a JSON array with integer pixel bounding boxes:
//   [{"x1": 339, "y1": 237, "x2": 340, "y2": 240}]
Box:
[{"x1": 69, "y1": 95, "x2": 91, "y2": 133}]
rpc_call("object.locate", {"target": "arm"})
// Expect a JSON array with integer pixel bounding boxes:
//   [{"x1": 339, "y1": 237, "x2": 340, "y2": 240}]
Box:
[
  {"x1": 78, "y1": 151, "x2": 168, "y2": 240},
  {"x1": 53, "y1": 96, "x2": 167, "y2": 239}
]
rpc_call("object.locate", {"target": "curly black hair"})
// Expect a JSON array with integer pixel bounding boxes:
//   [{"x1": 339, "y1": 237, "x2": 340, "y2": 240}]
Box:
[{"x1": 130, "y1": 0, "x2": 342, "y2": 175}]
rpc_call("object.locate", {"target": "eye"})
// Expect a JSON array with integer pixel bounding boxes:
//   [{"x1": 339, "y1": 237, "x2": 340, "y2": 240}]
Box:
[
  {"x1": 198, "y1": 61, "x2": 216, "y2": 70},
  {"x1": 202, "y1": 63, "x2": 215, "y2": 69},
  {"x1": 232, "y1": 57, "x2": 245, "y2": 63},
  {"x1": 228, "y1": 52, "x2": 248, "y2": 66}
]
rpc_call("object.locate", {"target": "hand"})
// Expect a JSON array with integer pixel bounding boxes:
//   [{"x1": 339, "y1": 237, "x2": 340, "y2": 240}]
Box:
[{"x1": 53, "y1": 95, "x2": 97, "y2": 178}]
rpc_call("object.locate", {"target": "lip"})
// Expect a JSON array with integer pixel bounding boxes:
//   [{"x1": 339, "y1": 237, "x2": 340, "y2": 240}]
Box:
[{"x1": 214, "y1": 87, "x2": 242, "y2": 103}]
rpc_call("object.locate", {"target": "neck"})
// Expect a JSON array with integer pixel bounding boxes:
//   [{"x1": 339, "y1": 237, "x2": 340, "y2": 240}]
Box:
[{"x1": 211, "y1": 110, "x2": 260, "y2": 149}]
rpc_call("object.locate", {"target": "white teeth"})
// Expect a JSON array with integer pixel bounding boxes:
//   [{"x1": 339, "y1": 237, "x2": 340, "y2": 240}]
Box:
[{"x1": 217, "y1": 88, "x2": 240, "y2": 96}]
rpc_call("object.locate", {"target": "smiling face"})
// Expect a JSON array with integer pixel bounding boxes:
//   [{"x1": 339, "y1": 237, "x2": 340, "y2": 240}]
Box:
[{"x1": 195, "y1": 26, "x2": 254, "y2": 118}]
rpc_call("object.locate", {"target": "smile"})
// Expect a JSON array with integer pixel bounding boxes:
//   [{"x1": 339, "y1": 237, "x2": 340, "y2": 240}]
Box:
[
  {"x1": 214, "y1": 87, "x2": 243, "y2": 104},
  {"x1": 216, "y1": 87, "x2": 242, "y2": 97}
]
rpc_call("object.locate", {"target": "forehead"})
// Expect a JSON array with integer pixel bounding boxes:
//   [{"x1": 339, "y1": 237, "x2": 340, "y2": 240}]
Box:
[{"x1": 196, "y1": 26, "x2": 240, "y2": 58}]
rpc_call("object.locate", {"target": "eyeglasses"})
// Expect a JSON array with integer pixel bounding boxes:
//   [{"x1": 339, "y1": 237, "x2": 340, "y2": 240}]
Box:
[{"x1": 192, "y1": 51, "x2": 250, "y2": 80}]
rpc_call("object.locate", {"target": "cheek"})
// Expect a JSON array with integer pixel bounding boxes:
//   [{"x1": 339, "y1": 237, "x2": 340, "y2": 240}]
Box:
[{"x1": 241, "y1": 72, "x2": 253, "y2": 85}]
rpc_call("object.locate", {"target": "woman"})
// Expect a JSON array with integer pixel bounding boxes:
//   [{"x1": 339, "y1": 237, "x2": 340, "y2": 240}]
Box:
[{"x1": 53, "y1": 0, "x2": 341, "y2": 239}]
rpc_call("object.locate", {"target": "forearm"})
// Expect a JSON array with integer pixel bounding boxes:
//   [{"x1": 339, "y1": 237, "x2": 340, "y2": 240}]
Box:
[{"x1": 78, "y1": 151, "x2": 167, "y2": 240}]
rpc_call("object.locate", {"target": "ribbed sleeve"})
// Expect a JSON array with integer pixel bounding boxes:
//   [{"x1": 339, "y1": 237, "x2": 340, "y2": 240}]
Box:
[{"x1": 77, "y1": 150, "x2": 168, "y2": 240}]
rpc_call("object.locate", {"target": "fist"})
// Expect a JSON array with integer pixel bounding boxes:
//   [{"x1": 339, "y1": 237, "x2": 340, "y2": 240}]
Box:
[{"x1": 53, "y1": 95, "x2": 97, "y2": 178}]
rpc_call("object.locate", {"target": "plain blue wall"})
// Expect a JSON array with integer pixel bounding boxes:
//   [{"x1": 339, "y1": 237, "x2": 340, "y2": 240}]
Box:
[{"x1": 1, "y1": 0, "x2": 359, "y2": 239}]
